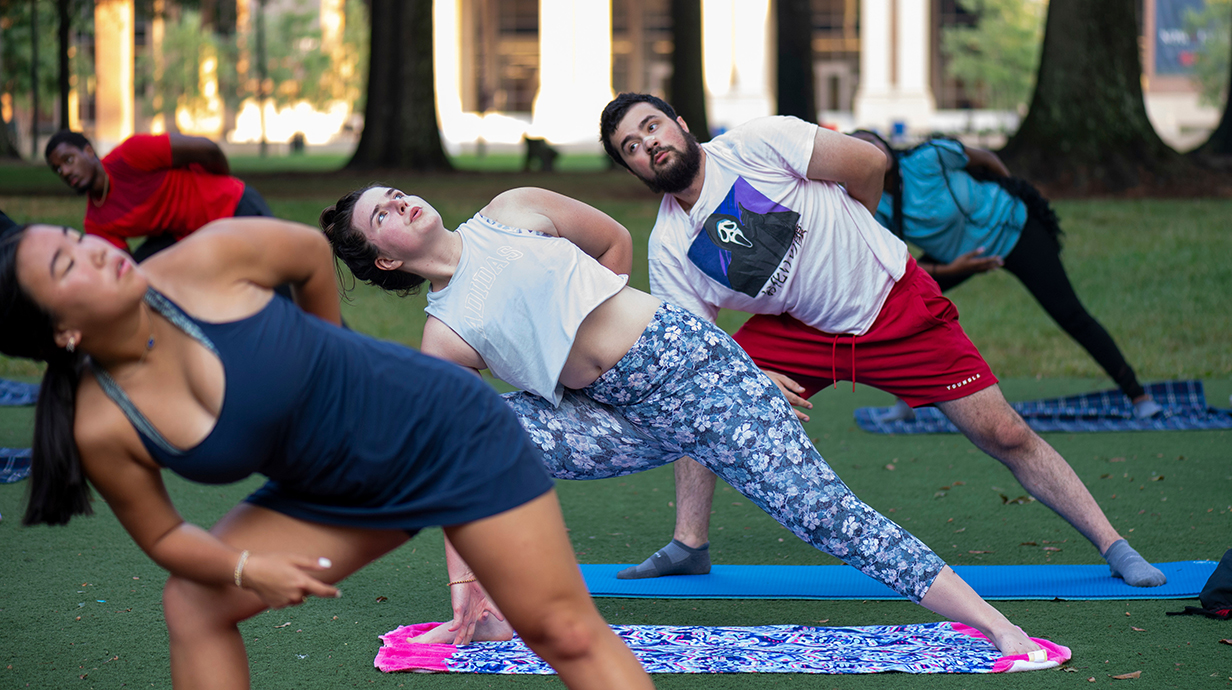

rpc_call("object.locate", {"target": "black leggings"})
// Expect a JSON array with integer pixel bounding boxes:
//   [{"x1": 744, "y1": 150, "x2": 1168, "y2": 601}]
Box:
[{"x1": 923, "y1": 212, "x2": 1145, "y2": 400}]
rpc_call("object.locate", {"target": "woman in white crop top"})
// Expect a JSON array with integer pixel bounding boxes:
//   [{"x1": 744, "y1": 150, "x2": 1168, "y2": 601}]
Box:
[{"x1": 318, "y1": 185, "x2": 1062, "y2": 668}]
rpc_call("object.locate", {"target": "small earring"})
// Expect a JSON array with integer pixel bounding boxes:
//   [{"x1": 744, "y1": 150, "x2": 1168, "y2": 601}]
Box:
[{"x1": 66, "y1": 337, "x2": 76, "y2": 353}]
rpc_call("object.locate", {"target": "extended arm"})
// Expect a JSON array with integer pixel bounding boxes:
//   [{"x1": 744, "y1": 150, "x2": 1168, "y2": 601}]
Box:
[
  {"x1": 481, "y1": 188, "x2": 634, "y2": 276},
  {"x1": 169, "y1": 133, "x2": 231, "y2": 175},
  {"x1": 78, "y1": 408, "x2": 337, "y2": 608},
  {"x1": 806, "y1": 128, "x2": 887, "y2": 215}
]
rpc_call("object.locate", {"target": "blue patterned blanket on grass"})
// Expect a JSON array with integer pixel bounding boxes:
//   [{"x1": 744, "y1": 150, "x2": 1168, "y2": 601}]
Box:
[
  {"x1": 0, "y1": 378, "x2": 38, "y2": 406},
  {"x1": 0, "y1": 448, "x2": 32, "y2": 484},
  {"x1": 856, "y1": 380, "x2": 1232, "y2": 434},
  {"x1": 375, "y1": 621, "x2": 1069, "y2": 674}
]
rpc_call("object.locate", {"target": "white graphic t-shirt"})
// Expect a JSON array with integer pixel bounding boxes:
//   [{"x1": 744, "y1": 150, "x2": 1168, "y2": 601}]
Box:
[{"x1": 648, "y1": 116, "x2": 908, "y2": 336}]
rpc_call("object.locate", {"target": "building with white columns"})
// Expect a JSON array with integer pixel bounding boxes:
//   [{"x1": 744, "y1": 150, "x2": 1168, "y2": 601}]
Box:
[{"x1": 75, "y1": 0, "x2": 1213, "y2": 157}]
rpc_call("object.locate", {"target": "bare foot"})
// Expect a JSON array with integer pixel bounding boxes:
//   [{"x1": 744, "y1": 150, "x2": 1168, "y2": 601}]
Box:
[
  {"x1": 989, "y1": 626, "x2": 1041, "y2": 656},
  {"x1": 408, "y1": 616, "x2": 515, "y2": 645}
]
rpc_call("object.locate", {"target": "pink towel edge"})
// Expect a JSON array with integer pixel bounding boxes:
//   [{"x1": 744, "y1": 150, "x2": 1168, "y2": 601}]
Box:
[
  {"x1": 948, "y1": 621, "x2": 1072, "y2": 673},
  {"x1": 374, "y1": 622, "x2": 455, "y2": 673}
]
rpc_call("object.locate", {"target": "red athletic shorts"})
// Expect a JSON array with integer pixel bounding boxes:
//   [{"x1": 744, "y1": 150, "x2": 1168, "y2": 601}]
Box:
[{"x1": 732, "y1": 256, "x2": 997, "y2": 407}]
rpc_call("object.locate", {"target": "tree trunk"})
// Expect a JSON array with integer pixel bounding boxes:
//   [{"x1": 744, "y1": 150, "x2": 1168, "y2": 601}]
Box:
[
  {"x1": 775, "y1": 0, "x2": 815, "y2": 122},
  {"x1": 29, "y1": 0, "x2": 39, "y2": 159},
  {"x1": 57, "y1": 0, "x2": 69, "y2": 130},
  {"x1": 1000, "y1": 0, "x2": 1189, "y2": 194},
  {"x1": 668, "y1": 0, "x2": 710, "y2": 142},
  {"x1": 347, "y1": 0, "x2": 451, "y2": 171},
  {"x1": 0, "y1": 113, "x2": 20, "y2": 158}
]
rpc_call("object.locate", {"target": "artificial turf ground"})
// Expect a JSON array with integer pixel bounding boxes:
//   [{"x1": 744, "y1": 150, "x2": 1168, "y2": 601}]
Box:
[{"x1": 1, "y1": 161, "x2": 1230, "y2": 688}]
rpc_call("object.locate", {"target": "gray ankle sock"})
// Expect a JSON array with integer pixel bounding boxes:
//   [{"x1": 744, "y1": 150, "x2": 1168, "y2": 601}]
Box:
[
  {"x1": 1104, "y1": 539, "x2": 1167, "y2": 587},
  {"x1": 617, "y1": 539, "x2": 710, "y2": 580}
]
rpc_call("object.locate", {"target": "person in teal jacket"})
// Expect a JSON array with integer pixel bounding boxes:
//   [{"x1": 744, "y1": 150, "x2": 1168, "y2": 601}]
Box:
[{"x1": 852, "y1": 131, "x2": 1159, "y2": 421}]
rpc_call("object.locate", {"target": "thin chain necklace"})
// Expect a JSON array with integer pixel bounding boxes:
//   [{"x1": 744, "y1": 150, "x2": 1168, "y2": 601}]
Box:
[
  {"x1": 114, "y1": 303, "x2": 156, "y2": 379},
  {"x1": 138, "y1": 302, "x2": 156, "y2": 365}
]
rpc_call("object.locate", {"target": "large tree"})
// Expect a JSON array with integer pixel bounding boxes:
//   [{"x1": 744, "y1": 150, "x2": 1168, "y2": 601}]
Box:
[
  {"x1": 347, "y1": 0, "x2": 449, "y2": 171},
  {"x1": 999, "y1": 0, "x2": 1190, "y2": 194},
  {"x1": 775, "y1": 0, "x2": 815, "y2": 121},
  {"x1": 668, "y1": 0, "x2": 710, "y2": 142},
  {"x1": 1190, "y1": 2, "x2": 1232, "y2": 163}
]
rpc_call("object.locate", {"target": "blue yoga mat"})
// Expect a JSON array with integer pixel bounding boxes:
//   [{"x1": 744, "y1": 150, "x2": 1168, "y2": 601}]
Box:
[
  {"x1": 0, "y1": 378, "x2": 38, "y2": 406},
  {"x1": 580, "y1": 561, "x2": 1216, "y2": 601},
  {"x1": 855, "y1": 380, "x2": 1232, "y2": 434}
]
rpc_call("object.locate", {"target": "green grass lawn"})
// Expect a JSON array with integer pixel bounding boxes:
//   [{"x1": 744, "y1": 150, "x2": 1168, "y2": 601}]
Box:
[{"x1": 1, "y1": 168, "x2": 1230, "y2": 688}]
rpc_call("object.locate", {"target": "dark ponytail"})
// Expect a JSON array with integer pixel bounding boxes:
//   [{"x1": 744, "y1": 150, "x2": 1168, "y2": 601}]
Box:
[
  {"x1": 319, "y1": 185, "x2": 427, "y2": 297},
  {"x1": 0, "y1": 226, "x2": 93, "y2": 526}
]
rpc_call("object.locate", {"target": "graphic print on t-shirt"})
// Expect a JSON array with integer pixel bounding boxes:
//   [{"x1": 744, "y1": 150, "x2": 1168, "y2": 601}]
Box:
[{"x1": 687, "y1": 177, "x2": 801, "y2": 297}]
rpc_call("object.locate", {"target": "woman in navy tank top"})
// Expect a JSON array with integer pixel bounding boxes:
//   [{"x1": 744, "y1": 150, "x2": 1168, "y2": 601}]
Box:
[
  {"x1": 319, "y1": 186, "x2": 1063, "y2": 669},
  {"x1": 0, "y1": 220, "x2": 652, "y2": 689}
]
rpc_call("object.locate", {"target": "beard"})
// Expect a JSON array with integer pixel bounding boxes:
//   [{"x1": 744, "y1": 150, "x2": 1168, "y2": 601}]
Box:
[{"x1": 637, "y1": 130, "x2": 702, "y2": 195}]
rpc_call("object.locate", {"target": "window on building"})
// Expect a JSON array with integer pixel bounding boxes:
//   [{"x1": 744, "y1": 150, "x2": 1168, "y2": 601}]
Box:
[
  {"x1": 812, "y1": 0, "x2": 859, "y2": 113},
  {"x1": 463, "y1": 0, "x2": 540, "y2": 113},
  {"x1": 611, "y1": 0, "x2": 671, "y2": 97}
]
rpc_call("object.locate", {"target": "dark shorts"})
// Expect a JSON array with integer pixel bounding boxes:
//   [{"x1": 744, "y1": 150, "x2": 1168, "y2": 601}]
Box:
[{"x1": 733, "y1": 256, "x2": 998, "y2": 407}]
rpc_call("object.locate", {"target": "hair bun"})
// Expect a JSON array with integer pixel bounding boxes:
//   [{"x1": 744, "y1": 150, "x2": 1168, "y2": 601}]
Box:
[{"x1": 319, "y1": 206, "x2": 338, "y2": 235}]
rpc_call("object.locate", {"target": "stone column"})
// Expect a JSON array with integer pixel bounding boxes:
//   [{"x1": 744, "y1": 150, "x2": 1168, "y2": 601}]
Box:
[
  {"x1": 853, "y1": 0, "x2": 935, "y2": 135},
  {"x1": 94, "y1": 0, "x2": 134, "y2": 152},
  {"x1": 532, "y1": 0, "x2": 612, "y2": 145}
]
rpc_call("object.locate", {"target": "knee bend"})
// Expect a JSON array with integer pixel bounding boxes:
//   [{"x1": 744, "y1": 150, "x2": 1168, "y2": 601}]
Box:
[
  {"x1": 984, "y1": 416, "x2": 1034, "y2": 454},
  {"x1": 162, "y1": 576, "x2": 242, "y2": 635},
  {"x1": 518, "y1": 607, "x2": 597, "y2": 662}
]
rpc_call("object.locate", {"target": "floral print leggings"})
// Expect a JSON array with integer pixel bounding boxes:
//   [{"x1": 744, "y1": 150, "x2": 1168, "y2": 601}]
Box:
[{"x1": 503, "y1": 302, "x2": 947, "y2": 602}]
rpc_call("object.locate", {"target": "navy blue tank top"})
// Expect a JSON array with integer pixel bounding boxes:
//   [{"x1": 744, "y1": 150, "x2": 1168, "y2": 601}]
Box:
[{"x1": 92, "y1": 289, "x2": 552, "y2": 530}]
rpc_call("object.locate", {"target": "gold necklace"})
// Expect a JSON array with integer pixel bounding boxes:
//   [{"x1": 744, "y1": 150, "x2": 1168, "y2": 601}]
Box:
[{"x1": 92, "y1": 173, "x2": 110, "y2": 208}]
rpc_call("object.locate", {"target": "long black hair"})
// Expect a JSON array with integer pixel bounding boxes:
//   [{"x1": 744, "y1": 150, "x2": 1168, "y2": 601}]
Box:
[
  {"x1": 319, "y1": 185, "x2": 427, "y2": 297},
  {"x1": 0, "y1": 226, "x2": 93, "y2": 526}
]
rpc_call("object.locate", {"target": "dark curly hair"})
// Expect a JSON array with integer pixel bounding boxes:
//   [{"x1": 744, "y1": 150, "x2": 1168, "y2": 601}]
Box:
[
  {"x1": 44, "y1": 130, "x2": 92, "y2": 162},
  {"x1": 318, "y1": 185, "x2": 427, "y2": 297},
  {"x1": 599, "y1": 92, "x2": 679, "y2": 171}
]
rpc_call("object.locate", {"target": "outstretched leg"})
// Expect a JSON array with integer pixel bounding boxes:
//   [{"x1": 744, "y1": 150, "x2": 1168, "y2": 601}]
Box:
[
  {"x1": 1001, "y1": 216, "x2": 1149, "y2": 404},
  {"x1": 163, "y1": 504, "x2": 410, "y2": 690},
  {"x1": 936, "y1": 385, "x2": 1165, "y2": 586},
  {"x1": 445, "y1": 490, "x2": 653, "y2": 689}
]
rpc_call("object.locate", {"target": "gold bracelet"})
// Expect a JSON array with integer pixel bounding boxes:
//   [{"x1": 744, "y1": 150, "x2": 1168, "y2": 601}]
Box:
[
  {"x1": 447, "y1": 577, "x2": 476, "y2": 587},
  {"x1": 234, "y1": 550, "x2": 250, "y2": 588}
]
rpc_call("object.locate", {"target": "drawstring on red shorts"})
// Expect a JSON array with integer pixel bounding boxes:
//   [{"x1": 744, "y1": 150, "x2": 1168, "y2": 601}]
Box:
[{"x1": 831, "y1": 333, "x2": 857, "y2": 392}]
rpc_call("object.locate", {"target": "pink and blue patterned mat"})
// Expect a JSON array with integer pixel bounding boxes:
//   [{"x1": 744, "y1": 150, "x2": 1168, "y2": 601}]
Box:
[
  {"x1": 579, "y1": 561, "x2": 1217, "y2": 600},
  {"x1": 855, "y1": 380, "x2": 1232, "y2": 434},
  {"x1": 374, "y1": 621, "x2": 1070, "y2": 674}
]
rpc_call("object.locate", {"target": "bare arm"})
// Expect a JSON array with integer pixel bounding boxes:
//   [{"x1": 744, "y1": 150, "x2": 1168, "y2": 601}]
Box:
[
  {"x1": 168, "y1": 133, "x2": 231, "y2": 175},
  {"x1": 963, "y1": 145, "x2": 1011, "y2": 178},
  {"x1": 480, "y1": 188, "x2": 634, "y2": 276},
  {"x1": 421, "y1": 316, "x2": 486, "y2": 373},
  {"x1": 806, "y1": 128, "x2": 887, "y2": 215},
  {"x1": 164, "y1": 217, "x2": 343, "y2": 326},
  {"x1": 76, "y1": 401, "x2": 336, "y2": 607}
]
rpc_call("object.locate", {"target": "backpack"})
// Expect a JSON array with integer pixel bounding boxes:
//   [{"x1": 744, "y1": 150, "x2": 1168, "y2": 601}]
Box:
[{"x1": 1167, "y1": 549, "x2": 1232, "y2": 620}]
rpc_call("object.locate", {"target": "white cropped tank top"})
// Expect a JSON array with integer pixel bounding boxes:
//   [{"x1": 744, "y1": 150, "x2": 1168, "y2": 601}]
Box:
[{"x1": 424, "y1": 214, "x2": 628, "y2": 406}]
